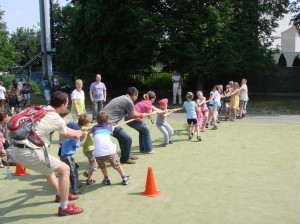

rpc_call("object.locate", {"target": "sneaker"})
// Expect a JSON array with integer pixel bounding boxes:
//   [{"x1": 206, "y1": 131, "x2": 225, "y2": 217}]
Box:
[
  {"x1": 131, "y1": 155, "x2": 139, "y2": 160},
  {"x1": 73, "y1": 190, "x2": 82, "y2": 195},
  {"x1": 146, "y1": 150, "x2": 155, "y2": 154},
  {"x1": 122, "y1": 176, "x2": 130, "y2": 185},
  {"x1": 242, "y1": 114, "x2": 245, "y2": 118},
  {"x1": 55, "y1": 193, "x2": 79, "y2": 203},
  {"x1": 205, "y1": 123, "x2": 209, "y2": 128},
  {"x1": 86, "y1": 179, "x2": 96, "y2": 185},
  {"x1": 212, "y1": 125, "x2": 218, "y2": 130},
  {"x1": 102, "y1": 177, "x2": 111, "y2": 185},
  {"x1": 197, "y1": 135, "x2": 202, "y2": 141},
  {"x1": 169, "y1": 140, "x2": 173, "y2": 144},
  {"x1": 188, "y1": 135, "x2": 192, "y2": 140},
  {"x1": 83, "y1": 171, "x2": 88, "y2": 178},
  {"x1": 58, "y1": 203, "x2": 84, "y2": 216}
]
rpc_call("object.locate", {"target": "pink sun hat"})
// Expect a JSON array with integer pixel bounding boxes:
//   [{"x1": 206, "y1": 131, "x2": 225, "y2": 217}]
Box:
[{"x1": 158, "y1": 98, "x2": 168, "y2": 106}]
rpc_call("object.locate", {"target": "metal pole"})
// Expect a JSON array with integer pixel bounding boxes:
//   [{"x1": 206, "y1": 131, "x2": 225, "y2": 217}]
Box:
[{"x1": 39, "y1": 0, "x2": 53, "y2": 79}]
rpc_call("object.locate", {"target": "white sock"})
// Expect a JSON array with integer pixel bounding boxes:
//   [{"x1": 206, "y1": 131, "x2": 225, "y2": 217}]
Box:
[{"x1": 60, "y1": 201, "x2": 69, "y2": 209}]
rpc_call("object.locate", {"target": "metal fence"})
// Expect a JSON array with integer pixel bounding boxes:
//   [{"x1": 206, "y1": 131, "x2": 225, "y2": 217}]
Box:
[{"x1": 129, "y1": 67, "x2": 300, "y2": 98}]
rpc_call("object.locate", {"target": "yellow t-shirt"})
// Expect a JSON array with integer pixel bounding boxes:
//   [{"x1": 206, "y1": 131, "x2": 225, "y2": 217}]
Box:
[{"x1": 80, "y1": 126, "x2": 94, "y2": 153}]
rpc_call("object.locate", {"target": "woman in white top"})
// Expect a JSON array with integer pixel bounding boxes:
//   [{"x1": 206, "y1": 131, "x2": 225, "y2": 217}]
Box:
[
  {"x1": 71, "y1": 79, "x2": 86, "y2": 122},
  {"x1": 208, "y1": 85, "x2": 222, "y2": 130},
  {"x1": 0, "y1": 81, "x2": 6, "y2": 111}
]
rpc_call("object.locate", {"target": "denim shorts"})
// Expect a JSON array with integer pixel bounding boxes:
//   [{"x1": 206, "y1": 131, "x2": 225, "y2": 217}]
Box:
[{"x1": 213, "y1": 101, "x2": 221, "y2": 108}]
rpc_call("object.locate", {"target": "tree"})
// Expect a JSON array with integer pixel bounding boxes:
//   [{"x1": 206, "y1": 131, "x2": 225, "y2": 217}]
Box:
[
  {"x1": 57, "y1": 0, "x2": 289, "y2": 87},
  {"x1": 289, "y1": 1, "x2": 300, "y2": 29},
  {"x1": 0, "y1": 8, "x2": 19, "y2": 71},
  {"x1": 51, "y1": 1, "x2": 75, "y2": 72},
  {"x1": 9, "y1": 27, "x2": 41, "y2": 66},
  {"x1": 58, "y1": 0, "x2": 162, "y2": 80},
  {"x1": 277, "y1": 53, "x2": 287, "y2": 66},
  {"x1": 292, "y1": 55, "x2": 300, "y2": 67}
]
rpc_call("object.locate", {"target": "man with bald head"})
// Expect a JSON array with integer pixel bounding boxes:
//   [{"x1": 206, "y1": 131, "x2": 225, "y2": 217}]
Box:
[{"x1": 89, "y1": 74, "x2": 107, "y2": 122}]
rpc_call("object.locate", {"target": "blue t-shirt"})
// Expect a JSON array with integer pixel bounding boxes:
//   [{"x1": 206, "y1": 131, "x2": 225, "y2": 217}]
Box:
[
  {"x1": 43, "y1": 80, "x2": 51, "y2": 90},
  {"x1": 90, "y1": 82, "x2": 107, "y2": 101},
  {"x1": 183, "y1": 100, "x2": 197, "y2": 119},
  {"x1": 60, "y1": 138, "x2": 81, "y2": 157}
]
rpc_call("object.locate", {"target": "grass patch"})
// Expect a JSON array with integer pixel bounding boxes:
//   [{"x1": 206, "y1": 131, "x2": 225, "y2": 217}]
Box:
[
  {"x1": 1, "y1": 116, "x2": 299, "y2": 224},
  {"x1": 247, "y1": 97, "x2": 300, "y2": 115}
]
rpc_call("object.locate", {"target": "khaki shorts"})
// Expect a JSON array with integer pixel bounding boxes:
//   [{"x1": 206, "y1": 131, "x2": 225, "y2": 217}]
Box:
[
  {"x1": 83, "y1": 151, "x2": 98, "y2": 171},
  {"x1": 95, "y1": 153, "x2": 120, "y2": 169},
  {"x1": 11, "y1": 146, "x2": 60, "y2": 176}
]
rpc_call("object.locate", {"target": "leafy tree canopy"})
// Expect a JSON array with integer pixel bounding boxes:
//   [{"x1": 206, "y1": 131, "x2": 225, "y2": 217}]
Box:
[{"x1": 0, "y1": 8, "x2": 19, "y2": 71}]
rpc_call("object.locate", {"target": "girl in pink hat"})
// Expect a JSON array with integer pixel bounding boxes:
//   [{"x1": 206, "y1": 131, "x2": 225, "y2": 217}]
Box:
[{"x1": 156, "y1": 98, "x2": 175, "y2": 147}]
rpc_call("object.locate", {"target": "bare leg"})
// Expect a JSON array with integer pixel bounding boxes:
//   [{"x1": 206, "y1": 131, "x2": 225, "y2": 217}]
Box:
[{"x1": 50, "y1": 161, "x2": 70, "y2": 202}]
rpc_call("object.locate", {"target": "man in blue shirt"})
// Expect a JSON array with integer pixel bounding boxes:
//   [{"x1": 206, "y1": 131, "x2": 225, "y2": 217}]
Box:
[{"x1": 89, "y1": 74, "x2": 107, "y2": 122}]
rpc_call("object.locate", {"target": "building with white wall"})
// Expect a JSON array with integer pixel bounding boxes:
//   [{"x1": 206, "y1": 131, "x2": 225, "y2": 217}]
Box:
[
  {"x1": 273, "y1": 26, "x2": 300, "y2": 67},
  {"x1": 281, "y1": 26, "x2": 300, "y2": 52}
]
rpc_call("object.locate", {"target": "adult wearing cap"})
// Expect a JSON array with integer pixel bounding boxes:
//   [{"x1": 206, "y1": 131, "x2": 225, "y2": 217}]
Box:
[
  {"x1": 156, "y1": 98, "x2": 174, "y2": 147},
  {"x1": 125, "y1": 91, "x2": 162, "y2": 154}
]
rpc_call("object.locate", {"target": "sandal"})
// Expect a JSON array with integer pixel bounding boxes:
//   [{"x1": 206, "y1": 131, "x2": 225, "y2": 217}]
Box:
[
  {"x1": 86, "y1": 179, "x2": 96, "y2": 185},
  {"x1": 83, "y1": 171, "x2": 88, "y2": 178}
]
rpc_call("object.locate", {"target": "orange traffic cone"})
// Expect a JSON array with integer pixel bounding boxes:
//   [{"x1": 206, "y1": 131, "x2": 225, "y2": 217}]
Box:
[
  {"x1": 14, "y1": 163, "x2": 29, "y2": 176},
  {"x1": 142, "y1": 167, "x2": 160, "y2": 197}
]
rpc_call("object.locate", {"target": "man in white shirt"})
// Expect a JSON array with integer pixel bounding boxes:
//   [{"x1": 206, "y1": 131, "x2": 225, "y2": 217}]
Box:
[
  {"x1": 171, "y1": 70, "x2": 182, "y2": 105},
  {"x1": 239, "y1": 79, "x2": 249, "y2": 117}
]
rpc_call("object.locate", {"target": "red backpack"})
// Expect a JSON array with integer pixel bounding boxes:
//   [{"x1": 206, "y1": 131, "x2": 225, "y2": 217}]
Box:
[{"x1": 7, "y1": 105, "x2": 56, "y2": 147}]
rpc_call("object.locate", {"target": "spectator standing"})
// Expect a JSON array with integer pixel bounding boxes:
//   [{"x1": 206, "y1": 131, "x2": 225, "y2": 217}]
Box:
[
  {"x1": 239, "y1": 78, "x2": 249, "y2": 118},
  {"x1": 0, "y1": 111, "x2": 9, "y2": 167},
  {"x1": 8, "y1": 80, "x2": 21, "y2": 114},
  {"x1": 11, "y1": 91, "x2": 84, "y2": 216},
  {"x1": 0, "y1": 81, "x2": 7, "y2": 111},
  {"x1": 89, "y1": 74, "x2": 107, "y2": 122},
  {"x1": 71, "y1": 79, "x2": 86, "y2": 122},
  {"x1": 102, "y1": 87, "x2": 148, "y2": 164},
  {"x1": 22, "y1": 79, "x2": 31, "y2": 107},
  {"x1": 172, "y1": 70, "x2": 182, "y2": 105},
  {"x1": 18, "y1": 78, "x2": 24, "y2": 94},
  {"x1": 53, "y1": 76, "x2": 60, "y2": 91}
]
